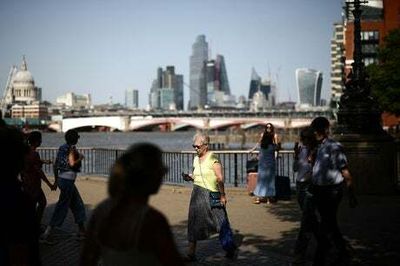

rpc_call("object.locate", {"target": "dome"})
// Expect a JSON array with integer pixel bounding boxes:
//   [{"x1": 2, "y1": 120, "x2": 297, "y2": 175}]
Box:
[
  {"x1": 13, "y1": 70, "x2": 34, "y2": 84},
  {"x1": 12, "y1": 56, "x2": 34, "y2": 84}
]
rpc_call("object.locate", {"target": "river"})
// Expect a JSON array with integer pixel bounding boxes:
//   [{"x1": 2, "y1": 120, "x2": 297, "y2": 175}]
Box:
[{"x1": 41, "y1": 131, "x2": 294, "y2": 151}]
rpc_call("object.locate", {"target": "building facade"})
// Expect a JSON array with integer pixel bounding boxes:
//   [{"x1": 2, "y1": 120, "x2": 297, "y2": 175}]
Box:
[
  {"x1": 248, "y1": 68, "x2": 274, "y2": 109},
  {"x1": 1, "y1": 56, "x2": 48, "y2": 119},
  {"x1": 189, "y1": 35, "x2": 208, "y2": 109},
  {"x1": 149, "y1": 66, "x2": 183, "y2": 110},
  {"x1": 11, "y1": 103, "x2": 48, "y2": 119},
  {"x1": 296, "y1": 68, "x2": 323, "y2": 107},
  {"x1": 56, "y1": 92, "x2": 92, "y2": 109},
  {"x1": 205, "y1": 54, "x2": 232, "y2": 107},
  {"x1": 125, "y1": 89, "x2": 139, "y2": 109},
  {"x1": 343, "y1": 0, "x2": 400, "y2": 71},
  {"x1": 330, "y1": 23, "x2": 346, "y2": 107}
]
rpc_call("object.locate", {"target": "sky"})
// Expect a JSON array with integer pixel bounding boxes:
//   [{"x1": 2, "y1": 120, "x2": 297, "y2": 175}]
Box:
[{"x1": 0, "y1": 0, "x2": 344, "y2": 108}]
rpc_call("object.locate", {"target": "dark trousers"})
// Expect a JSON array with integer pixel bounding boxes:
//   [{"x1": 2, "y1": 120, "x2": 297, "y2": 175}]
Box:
[
  {"x1": 312, "y1": 183, "x2": 347, "y2": 265},
  {"x1": 294, "y1": 181, "x2": 318, "y2": 257}
]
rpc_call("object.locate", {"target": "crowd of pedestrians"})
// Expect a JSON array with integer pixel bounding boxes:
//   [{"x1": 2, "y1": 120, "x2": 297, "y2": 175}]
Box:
[{"x1": 0, "y1": 116, "x2": 358, "y2": 265}]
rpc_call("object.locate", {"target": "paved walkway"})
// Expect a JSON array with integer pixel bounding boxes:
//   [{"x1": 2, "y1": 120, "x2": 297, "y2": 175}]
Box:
[{"x1": 40, "y1": 177, "x2": 400, "y2": 266}]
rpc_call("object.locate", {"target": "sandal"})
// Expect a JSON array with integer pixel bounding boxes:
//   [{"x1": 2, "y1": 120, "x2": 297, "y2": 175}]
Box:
[{"x1": 253, "y1": 198, "x2": 261, "y2": 204}]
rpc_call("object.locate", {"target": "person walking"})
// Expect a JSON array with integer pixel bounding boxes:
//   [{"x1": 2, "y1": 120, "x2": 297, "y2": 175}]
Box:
[
  {"x1": 250, "y1": 123, "x2": 280, "y2": 204},
  {"x1": 81, "y1": 143, "x2": 184, "y2": 266},
  {"x1": 183, "y1": 132, "x2": 237, "y2": 261},
  {"x1": 291, "y1": 127, "x2": 319, "y2": 264},
  {"x1": 21, "y1": 131, "x2": 56, "y2": 225},
  {"x1": 41, "y1": 129, "x2": 86, "y2": 242},
  {"x1": 310, "y1": 117, "x2": 357, "y2": 265}
]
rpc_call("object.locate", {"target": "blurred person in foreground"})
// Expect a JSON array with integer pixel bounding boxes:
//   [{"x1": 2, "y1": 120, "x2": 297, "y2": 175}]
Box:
[
  {"x1": 80, "y1": 143, "x2": 184, "y2": 266},
  {"x1": 0, "y1": 126, "x2": 41, "y2": 265},
  {"x1": 21, "y1": 131, "x2": 56, "y2": 226}
]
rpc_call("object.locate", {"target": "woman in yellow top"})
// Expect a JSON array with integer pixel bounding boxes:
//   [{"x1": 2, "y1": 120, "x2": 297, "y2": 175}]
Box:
[{"x1": 183, "y1": 133, "x2": 237, "y2": 261}]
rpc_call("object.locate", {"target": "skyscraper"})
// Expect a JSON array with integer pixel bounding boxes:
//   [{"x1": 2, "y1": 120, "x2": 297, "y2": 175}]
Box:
[
  {"x1": 148, "y1": 66, "x2": 183, "y2": 110},
  {"x1": 248, "y1": 68, "x2": 273, "y2": 108},
  {"x1": 205, "y1": 54, "x2": 231, "y2": 107},
  {"x1": 189, "y1": 35, "x2": 208, "y2": 109},
  {"x1": 330, "y1": 23, "x2": 345, "y2": 107},
  {"x1": 125, "y1": 89, "x2": 138, "y2": 109},
  {"x1": 295, "y1": 68, "x2": 323, "y2": 107}
]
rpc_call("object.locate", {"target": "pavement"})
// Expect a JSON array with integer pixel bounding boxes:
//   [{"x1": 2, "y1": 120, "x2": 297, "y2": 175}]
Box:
[{"x1": 39, "y1": 176, "x2": 400, "y2": 266}]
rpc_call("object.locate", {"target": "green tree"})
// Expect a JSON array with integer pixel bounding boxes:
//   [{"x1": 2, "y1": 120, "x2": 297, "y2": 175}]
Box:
[{"x1": 367, "y1": 29, "x2": 400, "y2": 115}]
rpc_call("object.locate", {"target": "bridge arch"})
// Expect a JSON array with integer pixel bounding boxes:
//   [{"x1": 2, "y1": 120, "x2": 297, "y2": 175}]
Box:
[{"x1": 62, "y1": 116, "x2": 129, "y2": 132}]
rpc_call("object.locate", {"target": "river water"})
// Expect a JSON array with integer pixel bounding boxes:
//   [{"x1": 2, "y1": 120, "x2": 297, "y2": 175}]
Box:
[{"x1": 41, "y1": 131, "x2": 293, "y2": 151}]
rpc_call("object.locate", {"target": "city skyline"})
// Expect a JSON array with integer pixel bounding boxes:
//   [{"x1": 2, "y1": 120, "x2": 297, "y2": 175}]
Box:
[{"x1": 0, "y1": 0, "x2": 343, "y2": 108}]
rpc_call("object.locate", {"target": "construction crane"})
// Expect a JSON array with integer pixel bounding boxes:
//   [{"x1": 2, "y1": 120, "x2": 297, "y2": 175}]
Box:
[{"x1": 0, "y1": 65, "x2": 17, "y2": 118}]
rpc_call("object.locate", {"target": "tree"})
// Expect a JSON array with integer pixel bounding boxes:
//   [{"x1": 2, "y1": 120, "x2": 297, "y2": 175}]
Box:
[{"x1": 367, "y1": 29, "x2": 400, "y2": 115}]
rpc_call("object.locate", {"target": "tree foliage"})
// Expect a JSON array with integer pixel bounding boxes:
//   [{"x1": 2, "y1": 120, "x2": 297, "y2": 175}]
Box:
[{"x1": 367, "y1": 29, "x2": 400, "y2": 115}]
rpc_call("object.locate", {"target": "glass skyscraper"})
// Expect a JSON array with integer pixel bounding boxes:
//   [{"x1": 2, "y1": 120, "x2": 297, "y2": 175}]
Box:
[
  {"x1": 295, "y1": 68, "x2": 323, "y2": 107},
  {"x1": 149, "y1": 66, "x2": 183, "y2": 110},
  {"x1": 125, "y1": 89, "x2": 138, "y2": 108},
  {"x1": 205, "y1": 54, "x2": 231, "y2": 107},
  {"x1": 189, "y1": 35, "x2": 208, "y2": 109}
]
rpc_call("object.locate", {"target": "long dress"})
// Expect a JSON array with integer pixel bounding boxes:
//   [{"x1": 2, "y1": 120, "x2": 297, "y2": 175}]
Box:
[{"x1": 253, "y1": 143, "x2": 276, "y2": 198}]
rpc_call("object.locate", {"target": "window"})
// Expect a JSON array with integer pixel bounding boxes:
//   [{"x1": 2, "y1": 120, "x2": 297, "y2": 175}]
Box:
[{"x1": 361, "y1": 31, "x2": 379, "y2": 41}]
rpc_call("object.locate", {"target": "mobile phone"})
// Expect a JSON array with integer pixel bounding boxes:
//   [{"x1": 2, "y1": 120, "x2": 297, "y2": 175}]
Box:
[{"x1": 181, "y1": 172, "x2": 192, "y2": 181}]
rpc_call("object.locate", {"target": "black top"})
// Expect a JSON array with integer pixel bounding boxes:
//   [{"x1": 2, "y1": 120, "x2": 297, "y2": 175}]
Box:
[{"x1": 260, "y1": 133, "x2": 274, "y2": 149}]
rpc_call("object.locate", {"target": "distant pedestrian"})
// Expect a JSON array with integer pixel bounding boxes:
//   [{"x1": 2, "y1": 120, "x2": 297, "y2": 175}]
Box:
[
  {"x1": 250, "y1": 123, "x2": 280, "y2": 204},
  {"x1": 291, "y1": 126, "x2": 319, "y2": 264},
  {"x1": 41, "y1": 129, "x2": 86, "y2": 242},
  {"x1": 310, "y1": 117, "x2": 357, "y2": 265},
  {"x1": 0, "y1": 126, "x2": 41, "y2": 265},
  {"x1": 183, "y1": 132, "x2": 237, "y2": 261},
  {"x1": 80, "y1": 143, "x2": 184, "y2": 266},
  {"x1": 21, "y1": 131, "x2": 56, "y2": 225}
]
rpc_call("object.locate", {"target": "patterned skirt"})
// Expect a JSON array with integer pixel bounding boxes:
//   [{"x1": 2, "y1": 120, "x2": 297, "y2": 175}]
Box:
[{"x1": 187, "y1": 185, "x2": 227, "y2": 242}]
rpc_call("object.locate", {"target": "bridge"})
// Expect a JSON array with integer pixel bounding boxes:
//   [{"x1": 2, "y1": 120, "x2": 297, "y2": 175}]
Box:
[{"x1": 53, "y1": 109, "x2": 333, "y2": 132}]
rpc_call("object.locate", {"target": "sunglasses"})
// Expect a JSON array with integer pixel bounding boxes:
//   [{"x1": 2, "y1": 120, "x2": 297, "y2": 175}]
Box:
[{"x1": 192, "y1": 144, "x2": 204, "y2": 149}]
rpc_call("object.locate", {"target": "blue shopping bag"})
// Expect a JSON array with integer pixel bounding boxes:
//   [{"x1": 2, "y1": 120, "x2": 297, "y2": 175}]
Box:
[{"x1": 219, "y1": 217, "x2": 236, "y2": 252}]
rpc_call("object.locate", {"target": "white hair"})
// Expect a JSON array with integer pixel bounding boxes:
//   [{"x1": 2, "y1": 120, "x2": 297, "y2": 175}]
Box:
[{"x1": 193, "y1": 132, "x2": 209, "y2": 145}]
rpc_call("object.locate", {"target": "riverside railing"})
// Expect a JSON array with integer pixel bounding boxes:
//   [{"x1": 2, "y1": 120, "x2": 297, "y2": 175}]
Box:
[{"x1": 38, "y1": 148, "x2": 296, "y2": 187}]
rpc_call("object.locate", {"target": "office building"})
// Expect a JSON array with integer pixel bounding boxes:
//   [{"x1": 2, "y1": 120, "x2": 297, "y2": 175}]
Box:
[
  {"x1": 248, "y1": 68, "x2": 274, "y2": 109},
  {"x1": 56, "y1": 92, "x2": 92, "y2": 109},
  {"x1": 149, "y1": 66, "x2": 183, "y2": 110},
  {"x1": 296, "y1": 68, "x2": 323, "y2": 107},
  {"x1": 205, "y1": 54, "x2": 231, "y2": 107},
  {"x1": 343, "y1": 0, "x2": 400, "y2": 71},
  {"x1": 125, "y1": 89, "x2": 139, "y2": 109},
  {"x1": 330, "y1": 23, "x2": 346, "y2": 107},
  {"x1": 189, "y1": 35, "x2": 208, "y2": 109}
]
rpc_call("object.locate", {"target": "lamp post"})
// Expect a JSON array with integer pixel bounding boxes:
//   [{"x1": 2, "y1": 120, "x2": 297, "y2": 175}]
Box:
[
  {"x1": 336, "y1": 0, "x2": 384, "y2": 135},
  {"x1": 334, "y1": 0, "x2": 396, "y2": 194}
]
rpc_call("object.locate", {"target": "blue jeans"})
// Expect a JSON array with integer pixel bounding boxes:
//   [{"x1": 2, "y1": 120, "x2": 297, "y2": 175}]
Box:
[{"x1": 49, "y1": 178, "x2": 86, "y2": 227}]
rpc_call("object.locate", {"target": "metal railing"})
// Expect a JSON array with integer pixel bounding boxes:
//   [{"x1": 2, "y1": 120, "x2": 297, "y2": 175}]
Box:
[{"x1": 38, "y1": 148, "x2": 296, "y2": 187}]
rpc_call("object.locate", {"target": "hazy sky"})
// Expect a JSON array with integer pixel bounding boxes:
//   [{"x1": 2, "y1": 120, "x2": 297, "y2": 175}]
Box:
[{"x1": 0, "y1": 0, "x2": 343, "y2": 108}]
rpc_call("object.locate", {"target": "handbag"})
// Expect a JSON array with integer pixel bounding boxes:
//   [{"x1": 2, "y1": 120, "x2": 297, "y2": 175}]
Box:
[
  {"x1": 219, "y1": 210, "x2": 237, "y2": 253},
  {"x1": 246, "y1": 157, "x2": 258, "y2": 173},
  {"x1": 209, "y1": 191, "x2": 223, "y2": 208}
]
